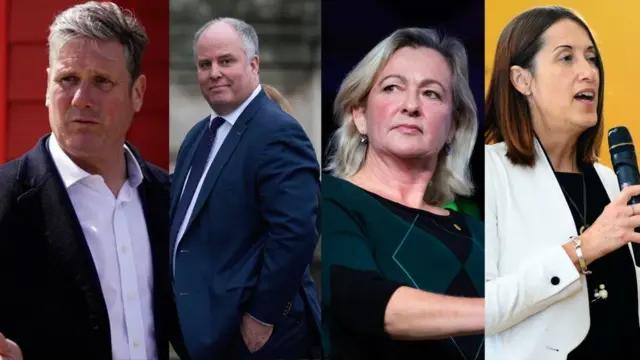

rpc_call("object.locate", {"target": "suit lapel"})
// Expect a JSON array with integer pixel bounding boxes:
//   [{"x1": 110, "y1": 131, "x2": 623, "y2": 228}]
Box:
[
  {"x1": 16, "y1": 136, "x2": 109, "y2": 328},
  {"x1": 532, "y1": 139, "x2": 579, "y2": 237},
  {"x1": 136, "y1": 169, "x2": 171, "y2": 357},
  {"x1": 529, "y1": 140, "x2": 590, "y2": 349},
  {"x1": 170, "y1": 119, "x2": 208, "y2": 219},
  {"x1": 121, "y1": 143, "x2": 175, "y2": 359},
  {"x1": 184, "y1": 91, "x2": 267, "y2": 233}
]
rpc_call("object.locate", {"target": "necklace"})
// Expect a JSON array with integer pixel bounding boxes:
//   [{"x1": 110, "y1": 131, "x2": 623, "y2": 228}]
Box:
[
  {"x1": 557, "y1": 172, "x2": 589, "y2": 234},
  {"x1": 533, "y1": 134, "x2": 590, "y2": 234},
  {"x1": 534, "y1": 135, "x2": 607, "y2": 303}
]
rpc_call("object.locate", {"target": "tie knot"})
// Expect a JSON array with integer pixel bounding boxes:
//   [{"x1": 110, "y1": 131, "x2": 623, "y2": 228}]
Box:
[{"x1": 209, "y1": 116, "x2": 225, "y2": 134}]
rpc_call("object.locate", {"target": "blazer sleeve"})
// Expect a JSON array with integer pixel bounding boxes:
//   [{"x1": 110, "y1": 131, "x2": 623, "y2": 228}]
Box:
[
  {"x1": 246, "y1": 121, "x2": 320, "y2": 326},
  {"x1": 484, "y1": 146, "x2": 582, "y2": 336}
]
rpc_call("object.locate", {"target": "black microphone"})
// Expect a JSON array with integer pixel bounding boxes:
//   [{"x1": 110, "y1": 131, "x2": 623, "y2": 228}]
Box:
[{"x1": 608, "y1": 126, "x2": 640, "y2": 265}]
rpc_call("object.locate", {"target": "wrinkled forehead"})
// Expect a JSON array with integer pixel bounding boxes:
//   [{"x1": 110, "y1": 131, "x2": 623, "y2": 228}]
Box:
[
  {"x1": 49, "y1": 38, "x2": 128, "y2": 74},
  {"x1": 378, "y1": 46, "x2": 453, "y2": 87}
]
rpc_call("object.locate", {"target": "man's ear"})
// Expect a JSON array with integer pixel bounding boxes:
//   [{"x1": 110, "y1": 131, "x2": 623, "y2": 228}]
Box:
[
  {"x1": 45, "y1": 68, "x2": 51, "y2": 107},
  {"x1": 131, "y1": 74, "x2": 147, "y2": 112}
]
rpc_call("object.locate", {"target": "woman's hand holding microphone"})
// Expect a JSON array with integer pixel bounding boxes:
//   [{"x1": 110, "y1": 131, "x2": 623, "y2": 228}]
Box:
[{"x1": 564, "y1": 184, "x2": 640, "y2": 271}]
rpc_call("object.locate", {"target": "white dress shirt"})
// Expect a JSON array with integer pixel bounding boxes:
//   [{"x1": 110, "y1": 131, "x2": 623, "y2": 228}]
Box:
[
  {"x1": 48, "y1": 135, "x2": 156, "y2": 360},
  {"x1": 172, "y1": 84, "x2": 262, "y2": 268}
]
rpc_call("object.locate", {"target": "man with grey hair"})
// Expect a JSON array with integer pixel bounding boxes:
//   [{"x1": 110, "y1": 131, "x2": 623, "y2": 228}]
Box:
[
  {"x1": 171, "y1": 17, "x2": 321, "y2": 359},
  {"x1": 0, "y1": 2, "x2": 187, "y2": 360}
]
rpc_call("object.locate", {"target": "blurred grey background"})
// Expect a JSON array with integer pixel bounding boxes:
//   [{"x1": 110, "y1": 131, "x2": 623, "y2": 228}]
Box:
[
  {"x1": 169, "y1": 1, "x2": 321, "y2": 356},
  {"x1": 170, "y1": 0, "x2": 321, "y2": 169}
]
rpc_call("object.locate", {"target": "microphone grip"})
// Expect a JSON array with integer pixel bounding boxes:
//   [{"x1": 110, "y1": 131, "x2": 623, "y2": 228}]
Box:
[
  {"x1": 612, "y1": 162, "x2": 640, "y2": 264},
  {"x1": 615, "y1": 165, "x2": 640, "y2": 205}
]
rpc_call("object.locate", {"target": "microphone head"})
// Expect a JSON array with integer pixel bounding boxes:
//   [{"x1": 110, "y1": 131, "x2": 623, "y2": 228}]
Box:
[{"x1": 608, "y1": 126, "x2": 635, "y2": 155}]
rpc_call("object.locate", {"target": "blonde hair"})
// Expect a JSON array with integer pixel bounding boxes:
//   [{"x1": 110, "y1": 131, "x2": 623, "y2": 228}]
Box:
[
  {"x1": 263, "y1": 84, "x2": 293, "y2": 115},
  {"x1": 325, "y1": 28, "x2": 478, "y2": 206}
]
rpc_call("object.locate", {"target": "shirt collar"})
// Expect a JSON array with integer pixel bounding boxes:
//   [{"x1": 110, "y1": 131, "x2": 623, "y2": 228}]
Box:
[
  {"x1": 210, "y1": 84, "x2": 262, "y2": 126},
  {"x1": 48, "y1": 134, "x2": 144, "y2": 189}
]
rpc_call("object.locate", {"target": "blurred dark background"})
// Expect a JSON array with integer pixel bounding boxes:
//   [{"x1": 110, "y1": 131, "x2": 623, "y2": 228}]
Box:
[{"x1": 321, "y1": 0, "x2": 485, "y2": 218}]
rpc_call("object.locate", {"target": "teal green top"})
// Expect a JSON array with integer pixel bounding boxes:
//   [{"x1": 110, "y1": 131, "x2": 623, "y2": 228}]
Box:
[
  {"x1": 321, "y1": 174, "x2": 485, "y2": 359},
  {"x1": 444, "y1": 198, "x2": 481, "y2": 218}
]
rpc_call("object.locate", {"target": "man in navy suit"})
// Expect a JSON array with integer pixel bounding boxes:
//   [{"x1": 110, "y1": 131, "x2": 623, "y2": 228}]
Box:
[{"x1": 171, "y1": 17, "x2": 321, "y2": 359}]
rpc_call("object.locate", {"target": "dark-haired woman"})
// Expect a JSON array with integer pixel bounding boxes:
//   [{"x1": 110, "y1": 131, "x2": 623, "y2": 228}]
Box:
[{"x1": 485, "y1": 6, "x2": 640, "y2": 360}]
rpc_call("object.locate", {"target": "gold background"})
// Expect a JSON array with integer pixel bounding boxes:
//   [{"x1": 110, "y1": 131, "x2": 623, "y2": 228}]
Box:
[{"x1": 485, "y1": 0, "x2": 640, "y2": 168}]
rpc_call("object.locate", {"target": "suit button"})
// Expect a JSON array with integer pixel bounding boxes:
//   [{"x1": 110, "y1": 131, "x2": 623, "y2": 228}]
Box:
[{"x1": 551, "y1": 276, "x2": 560, "y2": 285}]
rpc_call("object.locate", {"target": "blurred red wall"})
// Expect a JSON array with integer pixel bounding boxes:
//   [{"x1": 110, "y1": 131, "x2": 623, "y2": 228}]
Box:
[{"x1": 0, "y1": 0, "x2": 168, "y2": 169}]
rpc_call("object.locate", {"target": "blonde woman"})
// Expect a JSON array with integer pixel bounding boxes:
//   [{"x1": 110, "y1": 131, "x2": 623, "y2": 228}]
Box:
[{"x1": 321, "y1": 28, "x2": 484, "y2": 359}]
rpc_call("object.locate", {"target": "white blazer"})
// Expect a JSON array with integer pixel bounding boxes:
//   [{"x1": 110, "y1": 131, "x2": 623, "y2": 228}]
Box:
[{"x1": 485, "y1": 140, "x2": 640, "y2": 360}]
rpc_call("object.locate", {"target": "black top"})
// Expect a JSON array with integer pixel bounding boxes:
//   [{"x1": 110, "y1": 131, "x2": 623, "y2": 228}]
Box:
[
  {"x1": 559, "y1": 165, "x2": 640, "y2": 359},
  {"x1": 321, "y1": 175, "x2": 484, "y2": 360}
]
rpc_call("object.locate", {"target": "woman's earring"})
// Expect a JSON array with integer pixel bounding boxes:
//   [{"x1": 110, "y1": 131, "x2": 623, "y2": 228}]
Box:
[
  {"x1": 360, "y1": 134, "x2": 368, "y2": 144},
  {"x1": 444, "y1": 143, "x2": 452, "y2": 154}
]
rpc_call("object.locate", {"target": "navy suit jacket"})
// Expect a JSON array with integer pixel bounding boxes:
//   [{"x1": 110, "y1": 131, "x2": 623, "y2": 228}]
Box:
[{"x1": 171, "y1": 90, "x2": 321, "y2": 359}]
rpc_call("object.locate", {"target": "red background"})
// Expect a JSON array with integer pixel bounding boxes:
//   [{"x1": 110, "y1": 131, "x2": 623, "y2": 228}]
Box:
[{"x1": 0, "y1": 0, "x2": 169, "y2": 169}]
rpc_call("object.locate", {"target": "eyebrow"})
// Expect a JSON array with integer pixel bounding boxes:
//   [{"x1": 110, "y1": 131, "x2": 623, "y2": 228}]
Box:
[
  {"x1": 199, "y1": 52, "x2": 234, "y2": 59},
  {"x1": 379, "y1": 74, "x2": 447, "y2": 91},
  {"x1": 553, "y1": 44, "x2": 596, "y2": 52},
  {"x1": 53, "y1": 67, "x2": 111, "y2": 77}
]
